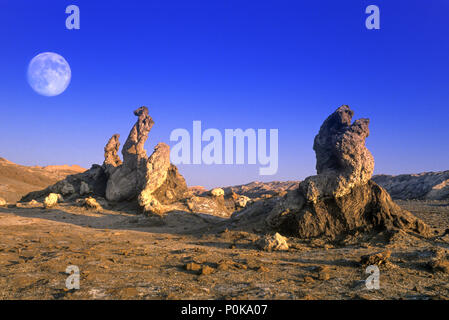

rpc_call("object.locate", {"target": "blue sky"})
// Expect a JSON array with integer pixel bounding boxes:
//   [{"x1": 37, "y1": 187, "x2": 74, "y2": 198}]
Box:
[{"x1": 0, "y1": 0, "x2": 448, "y2": 188}]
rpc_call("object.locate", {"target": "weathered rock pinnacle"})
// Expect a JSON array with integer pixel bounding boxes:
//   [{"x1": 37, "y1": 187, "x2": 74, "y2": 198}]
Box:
[
  {"x1": 256, "y1": 105, "x2": 430, "y2": 240},
  {"x1": 106, "y1": 106, "x2": 155, "y2": 201},
  {"x1": 300, "y1": 105, "x2": 374, "y2": 202},
  {"x1": 104, "y1": 134, "x2": 122, "y2": 169},
  {"x1": 122, "y1": 106, "x2": 154, "y2": 168}
]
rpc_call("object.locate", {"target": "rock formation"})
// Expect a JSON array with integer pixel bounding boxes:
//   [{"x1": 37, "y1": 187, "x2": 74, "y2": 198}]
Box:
[
  {"x1": 104, "y1": 107, "x2": 188, "y2": 215},
  {"x1": 22, "y1": 106, "x2": 188, "y2": 216},
  {"x1": 299, "y1": 105, "x2": 374, "y2": 203},
  {"x1": 105, "y1": 107, "x2": 155, "y2": 201},
  {"x1": 43, "y1": 193, "x2": 59, "y2": 208},
  {"x1": 103, "y1": 134, "x2": 122, "y2": 171},
  {"x1": 122, "y1": 106, "x2": 155, "y2": 167},
  {"x1": 138, "y1": 143, "x2": 173, "y2": 215},
  {"x1": 232, "y1": 105, "x2": 431, "y2": 240}
]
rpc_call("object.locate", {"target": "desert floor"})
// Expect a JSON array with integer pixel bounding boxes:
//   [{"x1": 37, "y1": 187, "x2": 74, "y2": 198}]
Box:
[{"x1": 1, "y1": 200, "x2": 448, "y2": 300}]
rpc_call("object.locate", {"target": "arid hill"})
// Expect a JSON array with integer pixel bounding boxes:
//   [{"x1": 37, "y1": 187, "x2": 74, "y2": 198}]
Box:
[{"x1": 0, "y1": 157, "x2": 85, "y2": 203}]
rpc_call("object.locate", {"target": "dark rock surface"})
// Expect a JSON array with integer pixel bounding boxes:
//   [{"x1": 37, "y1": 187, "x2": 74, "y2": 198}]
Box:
[{"x1": 232, "y1": 105, "x2": 431, "y2": 240}]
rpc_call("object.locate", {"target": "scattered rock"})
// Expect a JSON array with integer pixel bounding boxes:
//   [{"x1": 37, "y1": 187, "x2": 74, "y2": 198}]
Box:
[
  {"x1": 84, "y1": 197, "x2": 102, "y2": 211},
  {"x1": 186, "y1": 195, "x2": 232, "y2": 218},
  {"x1": 223, "y1": 181, "x2": 299, "y2": 199},
  {"x1": 257, "y1": 266, "x2": 269, "y2": 272},
  {"x1": 201, "y1": 265, "x2": 215, "y2": 275},
  {"x1": 318, "y1": 272, "x2": 330, "y2": 281},
  {"x1": 360, "y1": 250, "x2": 391, "y2": 267},
  {"x1": 236, "y1": 195, "x2": 251, "y2": 208},
  {"x1": 428, "y1": 259, "x2": 449, "y2": 274},
  {"x1": 303, "y1": 276, "x2": 314, "y2": 283},
  {"x1": 217, "y1": 261, "x2": 231, "y2": 271},
  {"x1": 427, "y1": 248, "x2": 449, "y2": 273},
  {"x1": 16, "y1": 200, "x2": 42, "y2": 208},
  {"x1": 44, "y1": 193, "x2": 59, "y2": 208},
  {"x1": 185, "y1": 262, "x2": 202, "y2": 272},
  {"x1": 210, "y1": 188, "x2": 225, "y2": 197},
  {"x1": 28, "y1": 200, "x2": 41, "y2": 207},
  {"x1": 256, "y1": 233, "x2": 289, "y2": 251},
  {"x1": 316, "y1": 266, "x2": 331, "y2": 280}
]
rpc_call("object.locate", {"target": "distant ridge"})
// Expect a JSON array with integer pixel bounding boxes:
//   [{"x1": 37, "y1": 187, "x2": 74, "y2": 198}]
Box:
[
  {"x1": 373, "y1": 171, "x2": 449, "y2": 200},
  {"x1": 0, "y1": 157, "x2": 86, "y2": 203}
]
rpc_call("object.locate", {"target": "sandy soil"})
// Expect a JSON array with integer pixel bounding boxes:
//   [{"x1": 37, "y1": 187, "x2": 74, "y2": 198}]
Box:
[{"x1": 0, "y1": 199, "x2": 448, "y2": 300}]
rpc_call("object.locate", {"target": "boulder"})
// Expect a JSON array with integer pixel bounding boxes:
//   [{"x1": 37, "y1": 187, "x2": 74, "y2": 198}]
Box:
[
  {"x1": 236, "y1": 195, "x2": 251, "y2": 208},
  {"x1": 44, "y1": 193, "x2": 59, "y2": 208},
  {"x1": 256, "y1": 233, "x2": 289, "y2": 251},
  {"x1": 210, "y1": 188, "x2": 225, "y2": 197},
  {"x1": 0, "y1": 197, "x2": 6, "y2": 206},
  {"x1": 185, "y1": 195, "x2": 232, "y2": 218},
  {"x1": 84, "y1": 197, "x2": 102, "y2": 211}
]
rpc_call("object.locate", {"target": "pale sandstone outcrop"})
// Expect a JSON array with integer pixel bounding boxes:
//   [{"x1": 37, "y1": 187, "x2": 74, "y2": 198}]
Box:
[
  {"x1": 210, "y1": 188, "x2": 225, "y2": 197},
  {"x1": 138, "y1": 143, "x2": 171, "y2": 215},
  {"x1": 44, "y1": 193, "x2": 59, "y2": 208}
]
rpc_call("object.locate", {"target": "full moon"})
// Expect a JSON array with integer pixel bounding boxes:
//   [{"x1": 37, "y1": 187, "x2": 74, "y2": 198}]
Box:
[{"x1": 27, "y1": 52, "x2": 71, "y2": 96}]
